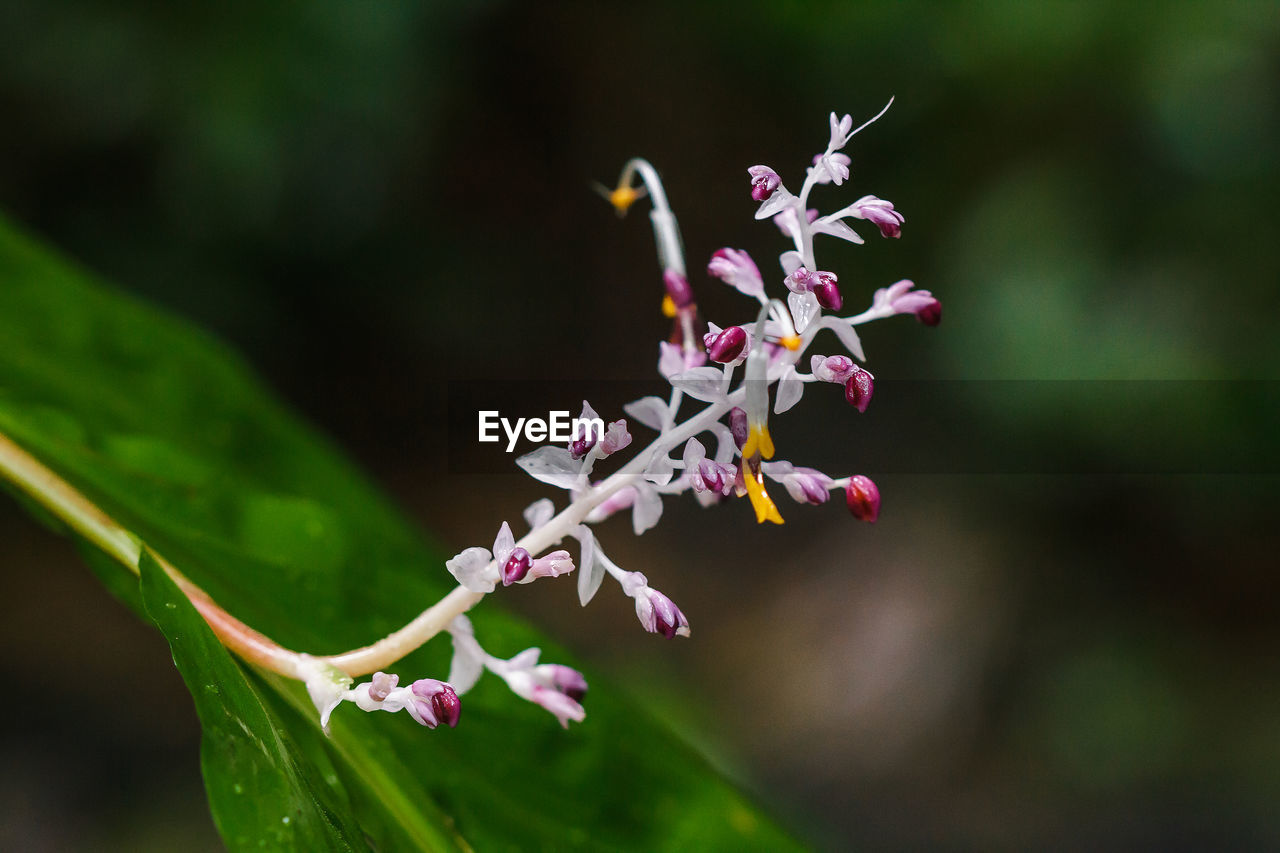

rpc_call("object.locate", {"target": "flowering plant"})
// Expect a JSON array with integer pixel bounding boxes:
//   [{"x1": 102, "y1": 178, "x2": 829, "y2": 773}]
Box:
[
  {"x1": 0, "y1": 104, "x2": 939, "y2": 741},
  {"x1": 301, "y1": 100, "x2": 941, "y2": 730}
]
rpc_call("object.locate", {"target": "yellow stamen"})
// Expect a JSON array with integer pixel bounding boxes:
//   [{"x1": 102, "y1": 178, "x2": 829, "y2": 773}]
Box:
[
  {"x1": 779, "y1": 334, "x2": 802, "y2": 351},
  {"x1": 610, "y1": 185, "x2": 641, "y2": 216},
  {"x1": 743, "y1": 469, "x2": 784, "y2": 525},
  {"x1": 661, "y1": 294, "x2": 677, "y2": 317},
  {"x1": 741, "y1": 425, "x2": 775, "y2": 461}
]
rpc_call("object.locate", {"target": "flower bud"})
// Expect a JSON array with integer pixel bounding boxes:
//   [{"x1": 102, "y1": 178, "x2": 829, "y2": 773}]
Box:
[
  {"x1": 844, "y1": 365, "x2": 874, "y2": 413},
  {"x1": 916, "y1": 298, "x2": 942, "y2": 327},
  {"x1": 845, "y1": 475, "x2": 881, "y2": 523},
  {"x1": 705, "y1": 325, "x2": 748, "y2": 363},
  {"x1": 729, "y1": 407, "x2": 749, "y2": 450},
  {"x1": 811, "y1": 271, "x2": 842, "y2": 311},
  {"x1": 408, "y1": 679, "x2": 461, "y2": 729},
  {"x1": 538, "y1": 664, "x2": 589, "y2": 702},
  {"x1": 502, "y1": 546, "x2": 533, "y2": 586},
  {"x1": 787, "y1": 468, "x2": 832, "y2": 504},
  {"x1": 850, "y1": 195, "x2": 904, "y2": 238},
  {"x1": 747, "y1": 165, "x2": 781, "y2": 202},
  {"x1": 647, "y1": 589, "x2": 690, "y2": 639},
  {"x1": 663, "y1": 268, "x2": 695, "y2": 309}
]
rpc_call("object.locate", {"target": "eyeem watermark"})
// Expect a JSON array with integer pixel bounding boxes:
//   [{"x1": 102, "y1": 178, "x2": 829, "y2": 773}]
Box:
[{"x1": 478, "y1": 410, "x2": 606, "y2": 452}]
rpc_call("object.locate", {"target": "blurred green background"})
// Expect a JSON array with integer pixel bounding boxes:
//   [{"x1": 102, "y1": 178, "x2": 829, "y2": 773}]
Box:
[{"x1": 1, "y1": 1, "x2": 1277, "y2": 849}]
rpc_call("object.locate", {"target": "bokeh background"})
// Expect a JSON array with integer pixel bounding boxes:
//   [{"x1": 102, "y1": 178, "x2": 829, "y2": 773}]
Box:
[{"x1": 1, "y1": 1, "x2": 1278, "y2": 849}]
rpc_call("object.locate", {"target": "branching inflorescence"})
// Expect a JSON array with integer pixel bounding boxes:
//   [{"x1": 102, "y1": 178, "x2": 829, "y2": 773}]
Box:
[{"x1": 303, "y1": 102, "x2": 942, "y2": 732}]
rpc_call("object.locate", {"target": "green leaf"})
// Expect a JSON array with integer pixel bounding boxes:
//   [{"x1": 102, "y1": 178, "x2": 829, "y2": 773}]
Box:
[
  {"x1": 139, "y1": 550, "x2": 369, "y2": 851},
  {"x1": 0, "y1": 214, "x2": 801, "y2": 851}
]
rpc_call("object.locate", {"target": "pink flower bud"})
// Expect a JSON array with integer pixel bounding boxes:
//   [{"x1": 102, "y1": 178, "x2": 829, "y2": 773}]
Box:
[
  {"x1": 916, "y1": 298, "x2": 942, "y2": 326},
  {"x1": 849, "y1": 195, "x2": 904, "y2": 238},
  {"x1": 845, "y1": 475, "x2": 881, "y2": 523},
  {"x1": 729, "y1": 407, "x2": 749, "y2": 450},
  {"x1": 811, "y1": 271, "x2": 842, "y2": 311},
  {"x1": 705, "y1": 325, "x2": 748, "y2": 363},
  {"x1": 646, "y1": 589, "x2": 690, "y2": 639},
  {"x1": 747, "y1": 165, "x2": 781, "y2": 202},
  {"x1": 663, "y1": 268, "x2": 694, "y2": 308},
  {"x1": 844, "y1": 365, "x2": 874, "y2": 412},
  {"x1": 407, "y1": 679, "x2": 461, "y2": 729},
  {"x1": 538, "y1": 664, "x2": 589, "y2": 702},
  {"x1": 502, "y1": 546, "x2": 533, "y2": 586}
]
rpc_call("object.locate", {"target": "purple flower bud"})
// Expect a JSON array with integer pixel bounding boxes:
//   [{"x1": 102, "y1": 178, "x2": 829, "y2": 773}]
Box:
[
  {"x1": 788, "y1": 467, "x2": 832, "y2": 504},
  {"x1": 705, "y1": 325, "x2": 748, "y2": 363},
  {"x1": 844, "y1": 365, "x2": 874, "y2": 413},
  {"x1": 851, "y1": 195, "x2": 904, "y2": 239},
  {"x1": 784, "y1": 265, "x2": 814, "y2": 294},
  {"x1": 648, "y1": 589, "x2": 690, "y2": 639},
  {"x1": 916, "y1": 298, "x2": 942, "y2": 327},
  {"x1": 694, "y1": 459, "x2": 735, "y2": 495},
  {"x1": 539, "y1": 664, "x2": 589, "y2": 702},
  {"x1": 747, "y1": 165, "x2": 781, "y2": 202},
  {"x1": 663, "y1": 268, "x2": 695, "y2": 309},
  {"x1": 408, "y1": 679, "x2": 461, "y2": 729},
  {"x1": 502, "y1": 546, "x2": 533, "y2": 586},
  {"x1": 845, "y1": 475, "x2": 881, "y2": 523},
  {"x1": 729, "y1": 407, "x2": 749, "y2": 450},
  {"x1": 568, "y1": 435, "x2": 596, "y2": 460},
  {"x1": 811, "y1": 354, "x2": 855, "y2": 384},
  {"x1": 811, "y1": 271, "x2": 842, "y2": 311}
]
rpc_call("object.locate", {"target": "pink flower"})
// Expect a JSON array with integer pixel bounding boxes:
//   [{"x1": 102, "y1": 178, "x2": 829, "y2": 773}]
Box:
[
  {"x1": 747, "y1": 165, "x2": 781, "y2": 201},
  {"x1": 811, "y1": 151, "x2": 851, "y2": 186},
  {"x1": 620, "y1": 571, "x2": 690, "y2": 638},
  {"x1": 707, "y1": 248, "x2": 765, "y2": 300},
  {"x1": 762, "y1": 461, "x2": 835, "y2": 505},
  {"x1": 500, "y1": 650, "x2": 588, "y2": 728},
  {"x1": 872, "y1": 279, "x2": 936, "y2": 317},
  {"x1": 810, "y1": 354, "x2": 856, "y2": 384},
  {"x1": 682, "y1": 437, "x2": 736, "y2": 497},
  {"x1": 446, "y1": 521, "x2": 575, "y2": 593},
  {"x1": 849, "y1": 195, "x2": 904, "y2": 238}
]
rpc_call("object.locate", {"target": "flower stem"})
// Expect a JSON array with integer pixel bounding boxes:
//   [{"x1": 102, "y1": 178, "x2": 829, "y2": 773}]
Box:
[
  {"x1": 0, "y1": 429, "x2": 305, "y2": 677},
  {"x1": 0, "y1": 387, "x2": 744, "y2": 680}
]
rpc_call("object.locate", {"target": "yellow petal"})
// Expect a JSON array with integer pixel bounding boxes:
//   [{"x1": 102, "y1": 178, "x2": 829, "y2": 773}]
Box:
[
  {"x1": 742, "y1": 425, "x2": 775, "y2": 461},
  {"x1": 610, "y1": 185, "x2": 640, "y2": 215},
  {"x1": 743, "y1": 470, "x2": 784, "y2": 525},
  {"x1": 661, "y1": 294, "x2": 677, "y2": 317}
]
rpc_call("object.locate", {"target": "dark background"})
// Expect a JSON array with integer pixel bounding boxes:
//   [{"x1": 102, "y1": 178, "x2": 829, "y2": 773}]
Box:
[{"x1": 1, "y1": 2, "x2": 1278, "y2": 849}]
